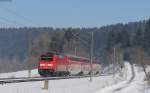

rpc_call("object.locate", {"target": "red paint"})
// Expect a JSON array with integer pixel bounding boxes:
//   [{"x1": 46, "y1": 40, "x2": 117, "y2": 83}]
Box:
[{"x1": 38, "y1": 53, "x2": 101, "y2": 75}]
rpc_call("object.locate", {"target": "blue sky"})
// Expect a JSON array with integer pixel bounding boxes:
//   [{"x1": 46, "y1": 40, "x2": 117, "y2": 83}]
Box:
[{"x1": 0, "y1": 0, "x2": 150, "y2": 28}]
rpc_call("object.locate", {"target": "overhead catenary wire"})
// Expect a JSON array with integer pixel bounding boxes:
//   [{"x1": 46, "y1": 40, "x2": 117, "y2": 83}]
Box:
[
  {"x1": 69, "y1": 31, "x2": 94, "y2": 82},
  {"x1": 0, "y1": 6, "x2": 39, "y2": 27},
  {"x1": 71, "y1": 31, "x2": 90, "y2": 47}
]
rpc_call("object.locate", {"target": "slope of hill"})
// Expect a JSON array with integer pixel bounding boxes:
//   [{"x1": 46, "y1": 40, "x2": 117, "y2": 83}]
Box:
[{"x1": 0, "y1": 19, "x2": 150, "y2": 73}]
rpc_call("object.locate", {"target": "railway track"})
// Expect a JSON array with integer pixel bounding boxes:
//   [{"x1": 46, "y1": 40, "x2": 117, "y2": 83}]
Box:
[{"x1": 0, "y1": 74, "x2": 105, "y2": 84}]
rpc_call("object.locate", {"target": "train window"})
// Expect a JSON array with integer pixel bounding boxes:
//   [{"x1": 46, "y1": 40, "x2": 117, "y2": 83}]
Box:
[{"x1": 41, "y1": 57, "x2": 53, "y2": 61}]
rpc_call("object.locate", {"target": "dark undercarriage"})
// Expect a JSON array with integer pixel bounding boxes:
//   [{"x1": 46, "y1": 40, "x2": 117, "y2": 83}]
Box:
[{"x1": 38, "y1": 69, "x2": 70, "y2": 77}]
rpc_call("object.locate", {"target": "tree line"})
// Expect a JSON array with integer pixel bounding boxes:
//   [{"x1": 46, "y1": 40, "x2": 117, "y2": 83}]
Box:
[{"x1": 0, "y1": 19, "x2": 150, "y2": 73}]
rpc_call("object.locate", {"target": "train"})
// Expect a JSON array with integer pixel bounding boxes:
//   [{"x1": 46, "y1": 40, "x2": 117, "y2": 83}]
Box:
[{"x1": 38, "y1": 52, "x2": 101, "y2": 77}]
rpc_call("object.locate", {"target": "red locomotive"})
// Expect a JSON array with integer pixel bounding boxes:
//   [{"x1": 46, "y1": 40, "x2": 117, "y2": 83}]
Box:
[{"x1": 38, "y1": 52, "x2": 101, "y2": 76}]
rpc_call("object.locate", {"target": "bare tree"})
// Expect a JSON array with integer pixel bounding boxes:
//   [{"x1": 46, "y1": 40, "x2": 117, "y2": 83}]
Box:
[{"x1": 130, "y1": 48, "x2": 150, "y2": 79}]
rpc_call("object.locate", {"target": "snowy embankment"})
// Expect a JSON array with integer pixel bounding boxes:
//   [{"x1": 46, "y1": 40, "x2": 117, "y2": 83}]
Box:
[
  {"x1": 94, "y1": 62, "x2": 150, "y2": 93},
  {"x1": 0, "y1": 69, "x2": 39, "y2": 78},
  {"x1": 0, "y1": 64, "x2": 123, "y2": 93},
  {"x1": 0, "y1": 70, "x2": 121, "y2": 93},
  {"x1": 94, "y1": 62, "x2": 133, "y2": 93},
  {"x1": 0, "y1": 62, "x2": 149, "y2": 93}
]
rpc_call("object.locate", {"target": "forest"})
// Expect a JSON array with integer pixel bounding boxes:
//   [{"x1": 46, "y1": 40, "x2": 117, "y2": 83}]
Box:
[{"x1": 0, "y1": 19, "x2": 150, "y2": 72}]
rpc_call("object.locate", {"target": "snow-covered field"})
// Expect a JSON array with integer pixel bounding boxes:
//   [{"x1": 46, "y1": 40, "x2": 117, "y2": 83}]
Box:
[
  {"x1": 0, "y1": 69, "x2": 39, "y2": 78},
  {"x1": 0, "y1": 62, "x2": 150, "y2": 93},
  {"x1": 95, "y1": 63, "x2": 150, "y2": 93}
]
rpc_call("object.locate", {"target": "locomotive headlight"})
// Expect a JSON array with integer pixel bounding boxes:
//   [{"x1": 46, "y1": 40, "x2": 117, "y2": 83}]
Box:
[
  {"x1": 48, "y1": 64, "x2": 53, "y2": 66},
  {"x1": 40, "y1": 64, "x2": 46, "y2": 66}
]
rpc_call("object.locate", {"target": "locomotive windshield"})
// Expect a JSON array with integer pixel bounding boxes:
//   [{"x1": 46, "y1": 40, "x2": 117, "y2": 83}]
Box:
[
  {"x1": 40, "y1": 53, "x2": 53, "y2": 61},
  {"x1": 41, "y1": 57, "x2": 53, "y2": 61}
]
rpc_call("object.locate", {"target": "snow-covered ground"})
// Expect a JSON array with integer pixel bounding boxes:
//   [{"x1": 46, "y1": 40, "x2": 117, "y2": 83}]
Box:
[
  {"x1": 0, "y1": 62, "x2": 150, "y2": 93},
  {"x1": 94, "y1": 62, "x2": 150, "y2": 93},
  {"x1": 0, "y1": 70, "x2": 121, "y2": 93},
  {"x1": 0, "y1": 69, "x2": 39, "y2": 78}
]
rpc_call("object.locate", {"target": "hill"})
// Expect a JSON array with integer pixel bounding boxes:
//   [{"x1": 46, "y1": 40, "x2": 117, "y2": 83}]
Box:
[{"x1": 0, "y1": 19, "x2": 150, "y2": 72}]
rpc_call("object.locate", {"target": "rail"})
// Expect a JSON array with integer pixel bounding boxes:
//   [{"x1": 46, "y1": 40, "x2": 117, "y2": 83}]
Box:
[{"x1": 0, "y1": 74, "x2": 105, "y2": 84}]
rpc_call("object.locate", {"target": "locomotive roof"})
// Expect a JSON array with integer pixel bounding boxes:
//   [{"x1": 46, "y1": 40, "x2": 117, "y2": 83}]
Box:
[{"x1": 42, "y1": 52, "x2": 100, "y2": 63}]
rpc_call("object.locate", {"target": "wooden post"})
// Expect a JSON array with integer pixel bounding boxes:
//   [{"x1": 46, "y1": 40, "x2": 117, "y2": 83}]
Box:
[
  {"x1": 43, "y1": 80, "x2": 49, "y2": 90},
  {"x1": 90, "y1": 32, "x2": 93, "y2": 82},
  {"x1": 28, "y1": 70, "x2": 31, "y2": 77}
]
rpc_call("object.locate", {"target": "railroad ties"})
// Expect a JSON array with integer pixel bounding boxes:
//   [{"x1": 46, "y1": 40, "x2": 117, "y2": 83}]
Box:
[{"x1": 0, "y1": 74, "x2": 102, "y2": 84}]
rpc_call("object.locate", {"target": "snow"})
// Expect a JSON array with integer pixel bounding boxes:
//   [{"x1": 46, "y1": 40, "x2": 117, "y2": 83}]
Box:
[
  {"x1": 94, "y1": 62, "x2": 150, "y2": 93},
  {"x1": 0, "y1": 62, "x2": 150, "y2": 93},
  {"x1": 0, "y1": 71, "x2": 120, "y2": 93},
  {"x1": 0, "y1": 69, "x2": 39, "y2": 78}
]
